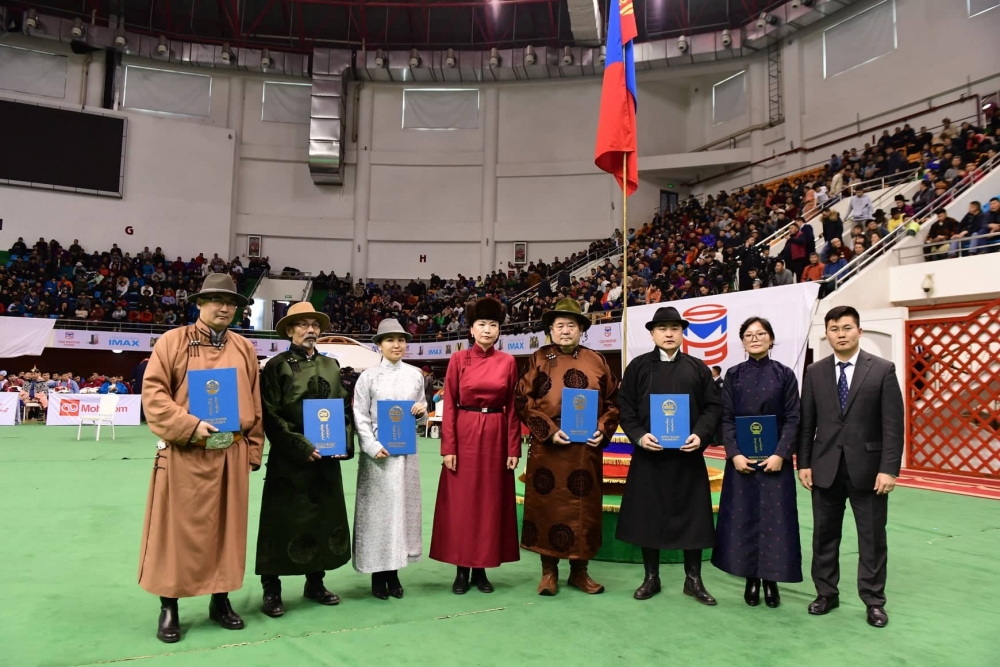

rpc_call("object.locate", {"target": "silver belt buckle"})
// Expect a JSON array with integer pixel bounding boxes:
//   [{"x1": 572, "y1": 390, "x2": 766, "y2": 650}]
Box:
[{"x1": 481, "y1": 408, "x2": 489, "y2": 414}]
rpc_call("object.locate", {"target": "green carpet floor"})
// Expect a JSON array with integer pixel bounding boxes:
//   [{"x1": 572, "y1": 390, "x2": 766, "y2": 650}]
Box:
[{"x1": 1, "y1": 426, "x2": 998, "y2": 667}]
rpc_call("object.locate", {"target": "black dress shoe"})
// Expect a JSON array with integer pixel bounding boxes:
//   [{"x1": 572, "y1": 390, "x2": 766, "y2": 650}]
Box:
[
  {"x1": 208, "y1": 595, "x2": 245, "y2": 630},
  {"x1": 452, "y1": 567, "x2": 470, "y2": 595},
  {"x1": 683, "y1": 576, "x2": 717, "y2": 606},
  {"x1": 763, "y1": 580, "x2": 780, "y2": 608},
  {"x1": 262, "y1": 591, "x2": 284, "y2": 618},
  {"x1": 471, "y1": 568, "x2": 494, "y2": 593},
  {"x1": 866, "y1": 605, "x2": 888, "y2": 627},
  {"x1": 633, "y1": 574, "x2": 662, "y2": 601},
  {"x1": 371, "y1": 572, "x2": 389, "y2": 600},
  {"x1": 156, "y1": 601, "x2": 181, "y2": 643},
  {"x1": 386, "y1": 571, "x2": 404, "y2": 599},
  {"x1": 744, "y1": 578, "x2": 761, "y2": 607},
  {"x1": 304, "y1": 581, "x2": 341, "y2": 606},
  {"x1": 808, "y1": 595, "x2": 840, "y2": 615}
]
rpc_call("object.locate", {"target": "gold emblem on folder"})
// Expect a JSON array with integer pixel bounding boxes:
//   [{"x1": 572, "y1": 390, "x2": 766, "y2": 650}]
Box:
[
  {"x1": 662, "y1": 399, "x2": 677, "y2": 416},
  {"x1": 318, "y1": 408, "x2": 331, "y2": 423},
  {"x1": 572, "y1": 394, "x2": 587, "y2": 411},
  {"x1": 205, "y1": 379, "x2": 220, "y2": 395},
  {"x1": 389, "y1": 405, "x2": 404, "y2": 422}
]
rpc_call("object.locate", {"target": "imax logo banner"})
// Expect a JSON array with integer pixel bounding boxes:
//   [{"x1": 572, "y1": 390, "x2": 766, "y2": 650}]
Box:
[
  {"x1": 506, "y1": 341, "x2": 526, "y2": 351},
  {"x1": 109, "y1": 339, "x2": 141, "y2": 347}
]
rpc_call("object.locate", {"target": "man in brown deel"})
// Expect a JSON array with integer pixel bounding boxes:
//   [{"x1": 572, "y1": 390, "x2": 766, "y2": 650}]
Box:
[
  {"x1": 138, "y1": 274, "x2": 264, "y2": 643},
  {"x1": 516, "y1": 297, "x2": 620, "y2": 595}
]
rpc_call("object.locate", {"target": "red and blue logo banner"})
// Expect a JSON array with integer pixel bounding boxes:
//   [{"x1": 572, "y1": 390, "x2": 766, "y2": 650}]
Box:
[{"x1": 594, "y1": 0, "x2": 638, "y2": 195}]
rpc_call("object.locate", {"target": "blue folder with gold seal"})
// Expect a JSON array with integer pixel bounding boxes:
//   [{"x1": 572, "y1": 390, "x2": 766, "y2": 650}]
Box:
[
  {"x1": 649, "y1": 394, "x2": 690, "y2": 448},
  {"x1": 377, "y1": 400, "x2": 417, "y2": 455},
  {"x1": 187, "y1": 368, "x2": 240, "y2": 431},
  {"x1": 736, "y1": 415, "x2": 778, "y2": 466},
  {"x1": 303, "y1": 398, "x2": 347, "y2": 457},
  {"x1": 561, "y1": 388, "x2": 599, "y2": 443}
]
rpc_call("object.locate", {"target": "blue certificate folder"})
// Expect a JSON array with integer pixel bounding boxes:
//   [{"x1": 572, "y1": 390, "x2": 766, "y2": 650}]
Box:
[
  {"x1": 377, "y1": 400, "x2": 417, "y2": 455},
  {"x1": 187, "y1": 368, "x2": 240, "y2": 431},
  {"x1": 303, "y1": 399, "x2": 347, "y2": 457},
  {"x1": 736, "y1": 415, "x2": 778, "y2": 464},
  {"x1": 561, "y1": 388, "x2": 599, "y2": 443},
  {"x1": 649, "y1": 394, "x2": 690, "y2": 448}
]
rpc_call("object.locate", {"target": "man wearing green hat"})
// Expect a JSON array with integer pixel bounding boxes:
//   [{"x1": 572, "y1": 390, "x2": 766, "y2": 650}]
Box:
[
  {"x1": 255, "y1": 302, "x2": 354, "y2": 618},
  {"x1": 515, "y1": 297, "x2": 620, "y2": 596}
]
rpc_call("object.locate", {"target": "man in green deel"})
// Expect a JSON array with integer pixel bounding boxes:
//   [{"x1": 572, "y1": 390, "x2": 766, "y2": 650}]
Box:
[{"x1": 254, "y1": 303, "x2": 354, "y2": 617}]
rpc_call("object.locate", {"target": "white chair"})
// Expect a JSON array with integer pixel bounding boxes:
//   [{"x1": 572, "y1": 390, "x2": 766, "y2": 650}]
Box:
[
  {"x1": 77, "y1": 394, "x2": 119, "y2": 441},
  {"x1": 426, "y1": 399, "x2": 445, "y2": 439},
  {"x1": 22, "y1": 399, "x2": 43, "y2": 422}
]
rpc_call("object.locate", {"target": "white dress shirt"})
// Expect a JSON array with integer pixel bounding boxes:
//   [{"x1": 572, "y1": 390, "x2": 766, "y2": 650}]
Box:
[
  {"x1": 833, "y1": 349, "x2": 861, "y2": 391},
  {"x1": 658, "y1": 348, "x2": 680, "y2": 362}
]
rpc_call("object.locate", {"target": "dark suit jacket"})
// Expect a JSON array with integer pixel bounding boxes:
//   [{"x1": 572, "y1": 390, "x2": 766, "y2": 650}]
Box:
[{"x1": 798, "y1": 350, "x2": 904, "y2": 489}]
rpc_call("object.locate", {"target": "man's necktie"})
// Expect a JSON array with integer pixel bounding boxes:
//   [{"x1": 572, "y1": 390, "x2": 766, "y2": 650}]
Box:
[{"x1": 837, "y1": 361, "x2": 852, "y2": 413}]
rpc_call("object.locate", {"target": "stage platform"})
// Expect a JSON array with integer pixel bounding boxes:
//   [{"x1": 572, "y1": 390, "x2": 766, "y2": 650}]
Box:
[{"x1": 1, "y1": 425, "x2": 998, "y2": 667}]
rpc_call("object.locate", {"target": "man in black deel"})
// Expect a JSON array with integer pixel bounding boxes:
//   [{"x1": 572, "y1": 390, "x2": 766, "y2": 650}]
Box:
[{"x1": 616, "y1": 306, "x2": 722, "y2": 605}]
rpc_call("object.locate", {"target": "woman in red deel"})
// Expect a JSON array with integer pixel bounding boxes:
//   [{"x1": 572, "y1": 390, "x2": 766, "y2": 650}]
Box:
[{"x1": 429, "y1": 297, "x2": 522, "y2": 594}]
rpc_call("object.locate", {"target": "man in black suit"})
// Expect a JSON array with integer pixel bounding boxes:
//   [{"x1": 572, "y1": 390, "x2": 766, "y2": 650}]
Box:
[{"x1": 798, "y1": 305, "x2": 903, "y2": 628}]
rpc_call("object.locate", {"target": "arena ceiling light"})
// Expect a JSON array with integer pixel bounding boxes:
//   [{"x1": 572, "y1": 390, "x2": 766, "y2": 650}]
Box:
[
  {"x1": 488, "y1": 47, "x2": 500, "y2": 67},
  {"x1": 114, "y1": 25, "x2": 127, "y2": 48},
  {"x1": 260, "y1": 48, "x2": 272, "y2": 70},
  {"x1": 677, "y1": 35, "x2": 688, "y2": 53},
  {"x1": 524, "y1": 45, "x2": 537, "y2": 65},
  {"x1": 561, "y1": 46, "x2": 573, "y2": 66},
  {"x1": 445, "y1": 48, "x2": 456, "y2": 67},
  {"x1": 25, "y1": 9, "x2": 39, "y2": 29},
  {"x1": 409, "y1": 48, "x2": 421, "y2": 67},
  {"x1": 756, "y1": 12, "x2": 779, "y2": 28},
  {"x1": 721, "y1": 29, "x2": 732, "y2": 47},
  {"x1": 221, "y1": 42, "x2": 232, "y2": 63},
  {"x1": 374, "y1": 49, "x2": 386, "y2": 68},
  {"x1": 156, "y1": 35, "x2": 168, "y2": 55},
  {"x1": 598, "y1": 45, "x2": 606, "y2": 65}
]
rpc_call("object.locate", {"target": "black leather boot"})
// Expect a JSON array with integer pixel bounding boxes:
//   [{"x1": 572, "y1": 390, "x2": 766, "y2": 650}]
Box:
[
  {"x1": 744, "y1": 578, "x2": 761, "y2": 607},
  {"x1": 304, "y1": 571, "x2": 340, "y2": 606},
  {"x1": 386, "y1": 570, "x2": 404, "y2": 599},
  {"x1": 471, "y1": 568, "x2": 494, "y2": 593},
  {"x1": 682, "y1": 550, "x2": 717, "y2": 606},
  {"x1": 634, "y1": 548, "x2": 661, "y2": 601},
  {"x1": 208, "y1": 593, "x2": 245, "y2": 630},
  {"x1": 156, "y1": 597, "x2": 181, "y2": 643},
  {"x1": 261, "y1": 576, "x2": 284, "y2": 618},
  {"x1": 371, "y1": 572, "x2": 389, "y2": 600},
  {"x1": 452, "y1": 567, "x2": 471, "y2": 595},
  {"x1": 763, "y1": 580, "x2": 780, "y2": 608}
]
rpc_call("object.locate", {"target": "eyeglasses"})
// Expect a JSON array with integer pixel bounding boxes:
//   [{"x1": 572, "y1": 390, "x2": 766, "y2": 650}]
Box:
[
  {"x1": 742, "y1": 332, "x2": 769, "y2": 341},
  {"x1": 206, "y1": 296, "x2": 238, "y2": 307},
  {"x1": 827, "y1": 325, "x2": 856, "y2": 334}
]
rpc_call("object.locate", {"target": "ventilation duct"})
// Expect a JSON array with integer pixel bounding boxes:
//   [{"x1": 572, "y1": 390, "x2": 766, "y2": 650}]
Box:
[{"x1": 310, "y1": 49, "x2": 352, "y2": 186}]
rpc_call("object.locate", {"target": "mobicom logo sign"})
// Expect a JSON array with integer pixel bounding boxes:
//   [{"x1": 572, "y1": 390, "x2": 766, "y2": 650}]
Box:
[
  {"x1": 59, "y1": 399, "x2": 81, "y2": 416},
  {"x1": 109, "y1": 338, "x2": 141, "y2": 348},
  {"x1": 682, "y1": 303, "x2": 728, "y2": 365}
]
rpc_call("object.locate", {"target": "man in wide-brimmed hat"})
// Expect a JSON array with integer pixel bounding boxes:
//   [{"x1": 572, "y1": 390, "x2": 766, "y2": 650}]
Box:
[
  {"x1": 255, "y1": 302, "x2": 354, "y2": 618},
  {"x1": 515, "y1": 297, "x2": 620, "y2": 596},
  {"x1": 138, "y1": 273, "x2": 264, "y2": 643},
  {"x1": 615, "y1": 305, "x2": 722, "y2": 605}
]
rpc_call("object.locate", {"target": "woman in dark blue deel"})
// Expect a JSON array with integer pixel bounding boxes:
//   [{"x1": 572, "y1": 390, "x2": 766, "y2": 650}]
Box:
[{"x1": 712, "y1": 316, "x2": 802, "y2": 608}]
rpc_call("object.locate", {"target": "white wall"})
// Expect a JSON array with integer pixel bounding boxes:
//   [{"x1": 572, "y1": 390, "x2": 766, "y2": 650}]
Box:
[{"x1": 890, "y1": 254, "x2": 1000, "y2": 306}]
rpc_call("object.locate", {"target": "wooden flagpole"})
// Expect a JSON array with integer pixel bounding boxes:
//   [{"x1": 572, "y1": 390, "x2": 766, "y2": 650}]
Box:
[{"x1": 621, "y1": 154, "x2": 628, "y2": 375}]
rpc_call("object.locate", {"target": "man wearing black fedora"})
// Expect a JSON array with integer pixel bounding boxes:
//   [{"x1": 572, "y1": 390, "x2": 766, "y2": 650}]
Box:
[{"x1": 616, "y1": 306, "x2": 722, "y2": 604}]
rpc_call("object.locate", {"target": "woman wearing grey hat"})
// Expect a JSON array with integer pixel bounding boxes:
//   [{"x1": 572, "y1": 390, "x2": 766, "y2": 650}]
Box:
[{"x1": 352, "y1": 318, "x2": 428, "y2": 599}]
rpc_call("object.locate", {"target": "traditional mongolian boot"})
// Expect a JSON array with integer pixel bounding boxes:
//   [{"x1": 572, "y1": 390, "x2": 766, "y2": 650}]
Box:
[
  {"x1": 452, "y1": 567, "x2": 471, "y2": 595},
  {"x1": 261, "y1": 576, "x2": 284, "y2": 617},
  {"x1": 744, "y1": 578, "x2": 761, "y2": 607},
  {"x1": 763, "y1": 580, "x2": 780, "y2": 608},
  {"x1": 371, "y1": 572, "x2": 389, "y2": 600},
  {"x1": 386, "y1": 570, "x2": 404, "y2": 599},
  {"x1": 304, "y1": 571, "x2": 341, "y2": 606},
  {"x1": 538, "y1": 556, "x2": 559, "y2": 596},
  {"x1": 471, "y1": 568, "x2": 494, "y2": 593},
  {"x1": 156, "y1": 597, "x2": 181, "y2": 643},
  {"x1": 682, "y1": 550, "x2": 717, "y2": 606},
  {"x1": 208, "y1": 593, "x2": 246, "y2": 629},
  {"x1": 634, "y1": 548, "x2": 662, "y2": 600},
  {"x1": 567, "y1": 560, "x2": 605, "y2": 594}
]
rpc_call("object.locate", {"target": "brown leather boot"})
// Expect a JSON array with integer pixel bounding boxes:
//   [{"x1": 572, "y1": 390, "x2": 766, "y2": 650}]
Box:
[
  {"x1": 538, "y1": 556, "x2": 559, "y2": 596},
  {"x1": 567, "y1": 560, "x2": 605, "y2": 594}
]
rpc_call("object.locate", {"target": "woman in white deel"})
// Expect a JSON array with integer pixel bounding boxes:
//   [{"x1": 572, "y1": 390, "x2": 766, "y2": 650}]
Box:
[{"x1": 352, "y1": 318, "x2": 427, "y2": 599}]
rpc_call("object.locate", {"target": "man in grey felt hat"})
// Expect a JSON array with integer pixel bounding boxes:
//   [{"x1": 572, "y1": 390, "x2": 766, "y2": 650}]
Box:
[{"x1": 138, "y1": 273, "x2": 264, "y2": 644}]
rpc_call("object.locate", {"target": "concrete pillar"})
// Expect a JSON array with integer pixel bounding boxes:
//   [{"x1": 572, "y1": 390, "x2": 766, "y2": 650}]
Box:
[
  {"x1": 226, "y1": 76, "x2": 246, "y2": 262},
  {"x1": 84, "y1": 54, "x2": 105, "y2": 108},
  {"x1": 782, "y1": 39, "x2": 806, "y2": 171},
  {"x1": 352, "y1": 85, "x2": 375, "y2": 281},
  {"x1": 479, "y1": 87, "x2": 499, "y2": 276}
]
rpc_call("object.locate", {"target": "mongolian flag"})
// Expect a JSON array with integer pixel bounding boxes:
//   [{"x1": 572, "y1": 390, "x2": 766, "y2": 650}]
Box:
[{"x1": 594, "y1": 0, "x2": 638, "y2": 195}]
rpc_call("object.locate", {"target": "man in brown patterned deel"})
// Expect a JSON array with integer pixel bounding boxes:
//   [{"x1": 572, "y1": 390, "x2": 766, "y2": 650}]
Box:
[{"x1": 515, "y1": 297, "x2": 620, "y2": 596}]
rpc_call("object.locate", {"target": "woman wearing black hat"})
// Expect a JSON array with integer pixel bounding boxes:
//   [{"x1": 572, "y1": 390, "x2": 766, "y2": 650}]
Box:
[
  {"x1": 711, "y1": 316, "x2": 802, "y2": 607},
  {"x1": 429, "y1": 298, "x2": 522, "y2": 594},
  {"x1": 616, "y1": 306, "x2": 722, "y2": 605}
]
